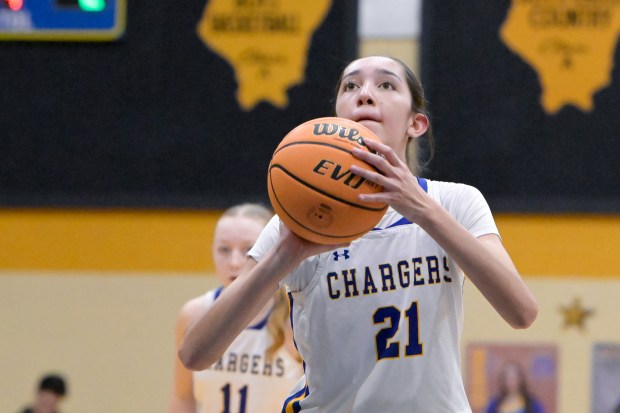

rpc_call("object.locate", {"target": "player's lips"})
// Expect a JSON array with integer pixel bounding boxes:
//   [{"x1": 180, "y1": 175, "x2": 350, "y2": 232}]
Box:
[{"x1": 352, "y1": 112, "x2": 381, "y2": 123}]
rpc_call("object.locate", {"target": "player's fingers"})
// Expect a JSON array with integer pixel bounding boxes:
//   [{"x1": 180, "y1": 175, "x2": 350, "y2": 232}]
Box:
[
  {"x1": 351, "y1": 147, "x2": 392, "y2": 173},
  {"x1": 358, "y1": 192, "x2": 390, "y2": 204},
  {"x1": 362, "y1": 138, "x2": 401, "y2": 167},
  {"x1": 350, "y1": 164, "x2": 391, "y2": 188}
]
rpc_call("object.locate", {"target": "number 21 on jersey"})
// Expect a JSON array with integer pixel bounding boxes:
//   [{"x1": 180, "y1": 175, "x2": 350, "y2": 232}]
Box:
[{"x1": 373, "y1": 301, "x2": 424, "y2": 360}]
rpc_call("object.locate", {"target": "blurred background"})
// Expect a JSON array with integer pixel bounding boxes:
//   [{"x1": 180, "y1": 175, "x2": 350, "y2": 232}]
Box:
[{"x1": 1, "y1": 0, "x2": 619, "y2": 411}]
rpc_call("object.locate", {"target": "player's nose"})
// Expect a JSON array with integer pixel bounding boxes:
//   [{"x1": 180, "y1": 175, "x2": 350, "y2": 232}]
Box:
[
  {"x1": 357, "y1": 83, "x2": 375, "y2": 106},
  {"x1": 229, "y1": 249, "x2": 246, "y2": 268}
]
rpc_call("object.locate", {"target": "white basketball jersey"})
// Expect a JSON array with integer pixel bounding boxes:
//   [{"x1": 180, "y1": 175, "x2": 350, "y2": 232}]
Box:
[
  {"x1": 249, "y1": 179, "x2": 499, "y2": 413},
  {"x1": 193, "y1": 288, "x2": 304, "y2": 413}
]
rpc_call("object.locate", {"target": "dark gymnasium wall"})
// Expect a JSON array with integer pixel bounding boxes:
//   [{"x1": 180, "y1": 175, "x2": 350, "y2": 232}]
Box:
[
  {"x1": 421, "y1": 1, "x2": 620, "y2": 212},
  {"x1": 0, "y1": 0, "x2": 357, "y2": 209},
  {"x1": 3, "y1": 1, "x2": 619, "y2": 213}
]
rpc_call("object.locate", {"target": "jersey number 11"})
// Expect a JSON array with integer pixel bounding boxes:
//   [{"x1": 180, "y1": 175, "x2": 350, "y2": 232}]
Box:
[{"x1": 221, "y1": 383, "x2": 248, "y2": 413}]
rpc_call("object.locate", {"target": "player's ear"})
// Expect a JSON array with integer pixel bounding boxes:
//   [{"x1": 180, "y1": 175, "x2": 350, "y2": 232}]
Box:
[{"x1": 407, "y1": 113, "x2": 429, "y2": 139}]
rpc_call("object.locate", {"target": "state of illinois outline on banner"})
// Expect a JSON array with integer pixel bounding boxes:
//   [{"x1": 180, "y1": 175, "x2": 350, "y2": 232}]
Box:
[
  {"x1": 197, "y1": 0, "x2": 333, "y2": 110},
  {"x1": 500, "y1": 0, "x2": 620, "y2": 114}
]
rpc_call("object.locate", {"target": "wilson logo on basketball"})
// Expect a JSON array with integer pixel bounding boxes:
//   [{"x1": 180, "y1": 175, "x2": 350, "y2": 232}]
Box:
[{"x1": 312, "y1": 123, "x2": 367, "y2": 146}]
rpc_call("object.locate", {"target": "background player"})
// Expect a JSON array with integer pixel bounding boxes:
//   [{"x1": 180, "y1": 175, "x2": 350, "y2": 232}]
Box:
[
  {"x1": 18, "y1": 373, "x2": 67, "y2": 413},
  {"x1": 167, "y1": 203, "x2": 302, "y2": 413},
  {"x1": 178, "y1": 56, "x2": 539, "y2": 412}
]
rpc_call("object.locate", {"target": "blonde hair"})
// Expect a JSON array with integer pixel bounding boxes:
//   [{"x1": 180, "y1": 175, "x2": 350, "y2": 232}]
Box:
[
  {"x1": 220, "y1": 202, "x2": 273, "y2": 223},
  {"x1": 266, "y1": 286, "x2": 291, "y2": 358},
  {"x1": 219, "y1": 203, "x2": 290, "y2": 358}
]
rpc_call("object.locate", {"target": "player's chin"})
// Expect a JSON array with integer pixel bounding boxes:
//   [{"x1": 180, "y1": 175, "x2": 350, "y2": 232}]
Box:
[{"x1": 357, "y1": 120, "x2": 382, "y2": 136}]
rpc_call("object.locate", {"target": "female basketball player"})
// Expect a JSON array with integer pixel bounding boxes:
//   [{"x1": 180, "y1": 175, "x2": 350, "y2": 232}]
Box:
[
  {"x1": 179, "y1": 56, "x2": 539, "y2": 412},
  {"x1": 168, "y1": 203, "x2": 302, "y2": 413}
]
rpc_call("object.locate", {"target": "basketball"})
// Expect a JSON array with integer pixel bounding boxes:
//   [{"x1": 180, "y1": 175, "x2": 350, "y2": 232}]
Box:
[{"x1": 267, "y1": 117, "x2": 388, "y2": 244}]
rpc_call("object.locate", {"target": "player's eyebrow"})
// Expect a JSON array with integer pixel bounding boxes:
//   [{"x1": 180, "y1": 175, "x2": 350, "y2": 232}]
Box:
[{"x1": 342, "y1": 68, "x2": 403, "y2": 82}]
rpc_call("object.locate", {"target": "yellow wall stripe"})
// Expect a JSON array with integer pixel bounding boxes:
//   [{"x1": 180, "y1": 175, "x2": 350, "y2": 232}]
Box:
[
  {"x1": 496, "y1": 214, "x2": 620, "y2": 277},
  {"x1": 0, "y1": 209, "x2": 221, "y2": 273},
  {"x1": 0, "y1": 210, "x2": 618, "y2": 276}
]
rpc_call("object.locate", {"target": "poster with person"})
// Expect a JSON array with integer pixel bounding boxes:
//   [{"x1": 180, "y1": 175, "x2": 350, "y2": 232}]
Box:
[
  {"x1": 465, "y1": 343, "x2": 557, "y2": 413},
  {"x1": 592, "y1": 343, "x2": 620, "y2": 413}
]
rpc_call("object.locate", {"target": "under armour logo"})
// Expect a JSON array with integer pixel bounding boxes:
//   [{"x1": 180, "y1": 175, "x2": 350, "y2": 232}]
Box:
[{"x1": 332, "y1": 249, "x2": 350, "y2": 261}]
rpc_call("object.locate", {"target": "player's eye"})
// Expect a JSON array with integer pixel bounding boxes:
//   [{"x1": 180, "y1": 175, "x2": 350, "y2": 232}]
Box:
[
  {"x1": 379, "y1": 81, "x2": 395, "y2": 90},
  {"x1": 343, "y1": 81, "x2": 358, "y2": 91}
]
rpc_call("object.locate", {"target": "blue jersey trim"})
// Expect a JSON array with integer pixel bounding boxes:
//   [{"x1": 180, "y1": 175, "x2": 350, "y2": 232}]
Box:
[
  {"x1": 288, "y1": 291, "x2": 301, "y2": 353},
  {"x1": 214, "y1": 286, "x2": 224, "y2": 299},
  {"x1": 248, "y1": 312, "x2": 270, "y2": 330},
  {"x1": 385, "y1": 216, "x2": 412, "y2": 228},
  {"x1": 288, "y1": 292, "x2": 307, "y2": 373},
  {"x1": 417, "y1": 176, "x2": 428, "y2": 193},
  {"x1": 281, "y1": 384, "x2": 309, "y2": 413}
]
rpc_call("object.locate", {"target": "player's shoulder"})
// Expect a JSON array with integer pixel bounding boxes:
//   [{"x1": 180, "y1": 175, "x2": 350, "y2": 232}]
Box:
[
  {"x1": 425, "y1": 178, "x2": 484, "y2": 204},
  {"x1": 425, "y1": 178, "x2": 479, "y2": 194},
  {"x1": 179, "y1": 288, "x2": 221, "y2": 319}
]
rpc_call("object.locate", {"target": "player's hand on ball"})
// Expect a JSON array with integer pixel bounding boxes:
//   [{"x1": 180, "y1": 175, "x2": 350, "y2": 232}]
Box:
[{"x1": 350, "y1": 138, "x2": 430, "y2": 223}]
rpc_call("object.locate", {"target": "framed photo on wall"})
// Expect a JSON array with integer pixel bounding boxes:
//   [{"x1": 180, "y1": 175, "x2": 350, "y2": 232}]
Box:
[
  {"x1": 592, "y1": 343, "x2": 620, "y2": 413},
  {"x1": 465, "y1": 342, "x2": 558, "y2": 413}
]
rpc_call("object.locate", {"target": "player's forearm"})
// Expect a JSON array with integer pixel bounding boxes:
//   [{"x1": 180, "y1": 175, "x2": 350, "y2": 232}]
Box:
[
  {"x1": 178, "y1": 241, "x2": 305, "y2": 370},
  {"x1": 178, "y1": 266, "x2": 279, "y2": 370},
  {"x1": 416, "y1": 200, "x2": 538, "y2": 328}
]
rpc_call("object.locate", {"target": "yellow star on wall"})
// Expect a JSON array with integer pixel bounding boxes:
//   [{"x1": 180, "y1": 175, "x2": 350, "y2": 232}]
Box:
[{"x1": 560, "y1": 297, "x2": 594, "y2": 331}]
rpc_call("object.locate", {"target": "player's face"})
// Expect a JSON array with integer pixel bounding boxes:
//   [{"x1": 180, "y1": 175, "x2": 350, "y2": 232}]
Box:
[
  {"x1": 212, "y1": 216, "x2": 265, "y2": 286},
  {"x1": 335, "y1": 56, "x2": 416, "y2": 158},
  {"x1": 503, "y1": 364, "x2": 522, "y2": 393}
]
